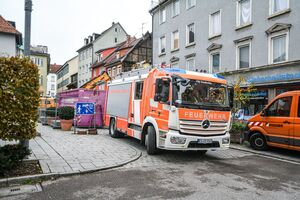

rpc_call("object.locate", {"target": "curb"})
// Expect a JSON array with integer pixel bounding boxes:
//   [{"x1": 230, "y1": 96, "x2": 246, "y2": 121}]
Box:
[
  {"x1": 230, "y1": 145, "x2": 300, "y2": 165},
  {"x1": 0, "y1": 149, "x2": 142, "y2": 188}
]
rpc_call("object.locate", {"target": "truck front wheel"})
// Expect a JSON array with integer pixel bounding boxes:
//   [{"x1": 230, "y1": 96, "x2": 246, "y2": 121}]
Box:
[
  {"x1": 145, "y1": 126, "x2": 158, "y2": 155},
  {"x1": 249, "y1": 132, "x2": 267, "y2": 150}
]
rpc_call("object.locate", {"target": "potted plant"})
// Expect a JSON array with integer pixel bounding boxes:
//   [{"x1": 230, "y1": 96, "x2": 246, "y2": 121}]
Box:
[
  {"x1": 57, "y1": 106, "x2": 74, "y2": 131},
  {"x1": 46, "y1": 107, "x2": 57, "y2": 125},
  {"x1": 230, "y1": 121, "x2": 246, "y2": 143}
]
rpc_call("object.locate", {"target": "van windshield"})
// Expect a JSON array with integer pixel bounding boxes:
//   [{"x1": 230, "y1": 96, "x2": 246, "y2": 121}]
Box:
[{"x1": 172, "y1": 77, "x2": 230, "y2": 110}]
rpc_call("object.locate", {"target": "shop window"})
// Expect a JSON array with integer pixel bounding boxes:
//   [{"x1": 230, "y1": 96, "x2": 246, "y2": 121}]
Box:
[
  {"x1": 134, "y1": 81, "x2": 144, "y2": 100},
  {"x1": 266, "y1": 96, "x2": 292, "y2": 117}
]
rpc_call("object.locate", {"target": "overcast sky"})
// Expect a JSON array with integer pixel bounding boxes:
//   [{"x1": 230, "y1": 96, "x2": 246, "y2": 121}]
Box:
[{"x1": 0, "y1": 0, "x2": 152, "y2": 64}]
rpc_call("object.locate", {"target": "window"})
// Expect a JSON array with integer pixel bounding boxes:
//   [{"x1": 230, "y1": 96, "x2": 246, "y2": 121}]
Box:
[
  {"x1": 86, "y1": 64, "x2": 89, "y2": 72},
  {"x1": 171, "y1": 62, "x2": 179, "y2": 68},
  {"x1": 237, "y1": 0, "x2": 251, "y2": 27},
  {"x1": 186, "y1": 23, "x2": 195, "y2": 45},
  {"x1": 115, "y1": 37, "x2": 118, "y2": 43},
  {"x1": 40, "y1": 75, "x2": 43, "y2": 85},
  {"x1": 186, "y1": 0, "x2": 196, "y2": 9},
  {"x1": 237, "y1": 43, "x2": 250, "y2": 69},
  {"x1": 210, "y1": 52, "x2": 220, "y2": 73},
  {"x1": 51, "y1": 84, "x2": 55, "y2": 90},
  {"x1": 186, "y1": 57, "x2": 195, "y2": 71},
  {"x1": 159, "y1": 36, "x2": 166, "y2": 54},
  {"x1": 115, "y1": 27, "x2": 118, "y2": 32},
  {"x1": 51, "y1": 92, "x2": 55, "y2": 97},
  {"x1": 51, "y1": 75, "x2": 55, "y2": 82},
  {"x1": 41, "y1": 58, "x2": 44, "y2": 66},
  {"x1": 172, "y1": 0, "x2": 180, "y2": 17},
  {"x1": 154, "y1": 79, "x2": 170, "y2": 103},
  {"x1": 209, "y1": 11, "x2": 221, "y2": 37},
  {"x1": 266, "y1": 96, "x2": 292, "y2": 117},
  {"x1": 160, "y1": 7, "x2": 166, "y2": 24},
  {"x1": 117, "y1": 66, "x2": 122, "y2": 75},
  {"x1": 270, "y1": 33, "x2": 288, "y2": 64},
  {"x1": 298, "y1": 97, "x2": 300, "y2": 117},
  {"x1": 108, "y1": 69, "x2": 112, "y2": 76},
  {"x1": 270, "y1": 0, "x2": 289, "y2": 15},
  {"x1": 134, "y1": 82, "x2": 144, "y2": 100},
  {"x1": 112, "y1": 68, "x2": 116, "y2": 77},
  {"x1": 171, "y1": 31, "x2": 179, "y2": 50}
]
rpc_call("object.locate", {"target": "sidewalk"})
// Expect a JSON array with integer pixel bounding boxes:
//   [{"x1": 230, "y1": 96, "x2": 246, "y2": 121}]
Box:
[{"x1": 29, "y1": 124, "x2": 141, "y2": 174}]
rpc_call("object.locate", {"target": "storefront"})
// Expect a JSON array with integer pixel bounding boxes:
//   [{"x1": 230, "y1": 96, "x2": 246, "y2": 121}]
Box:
[{"x1": 223, "y1": 61, "x2": 300, "y2": 116}]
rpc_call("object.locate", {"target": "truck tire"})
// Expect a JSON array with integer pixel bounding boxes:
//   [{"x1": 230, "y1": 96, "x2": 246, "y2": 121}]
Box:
[
  {"x1": 249, "y1": 132, "x2": 267, "y2": 150},
  {"x1": 109, "y1": 118, "x2": 121, "y2": 138},
  {"x1": 146, "y1": 126, "x2": 158, "y2": 155}
]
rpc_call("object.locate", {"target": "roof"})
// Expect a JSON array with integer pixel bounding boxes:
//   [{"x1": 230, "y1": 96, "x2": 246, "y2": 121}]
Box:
[
  {"x1": 49, "y1": 64, "x2": 62, "y2": 73},
  {"x1": 77, "y1": 22, "x2": 128, "y2": 52},
  {"x1": 149, "y1": 0, "x2": 169, "y2": 13},
  {"x1": 0, "y1": 15, "x2": 20, "y2": 35}
]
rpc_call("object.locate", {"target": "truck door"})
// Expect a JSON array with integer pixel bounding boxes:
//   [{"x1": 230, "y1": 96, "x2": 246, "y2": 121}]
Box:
[
  {"x1": 263, "y1": 96, "x2": 293, "y2": 146},
  {"x1": 293, "y1": 96, "x2": 300, "y2": 148}
]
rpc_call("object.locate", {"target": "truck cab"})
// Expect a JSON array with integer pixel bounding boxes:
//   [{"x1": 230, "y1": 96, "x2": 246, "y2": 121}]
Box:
[{"x1": 244, "y1": 91, "x2": 300, "y2": 151}]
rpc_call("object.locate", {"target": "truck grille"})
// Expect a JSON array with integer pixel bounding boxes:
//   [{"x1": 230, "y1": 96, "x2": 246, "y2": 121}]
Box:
[{"x1": 179, "y1": 120, "x2": 227, "y2": 136}]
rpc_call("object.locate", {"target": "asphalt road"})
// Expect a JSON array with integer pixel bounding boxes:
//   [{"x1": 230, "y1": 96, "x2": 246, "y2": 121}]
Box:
[{"x1": 4, "y1": 136, "x2": 300, "y2": 200}]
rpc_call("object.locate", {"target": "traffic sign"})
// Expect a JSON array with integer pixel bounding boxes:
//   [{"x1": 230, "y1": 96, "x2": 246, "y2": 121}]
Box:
[{"x1": 75, "y1": 102, "x2": 95, "y2": 115}]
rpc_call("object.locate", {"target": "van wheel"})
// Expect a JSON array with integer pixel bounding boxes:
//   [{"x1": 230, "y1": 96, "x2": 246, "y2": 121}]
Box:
[
  {"x1": 249, "y1": 133, "x2": 267, "y2": 150},
  {"x1": 145, "y1": 126, "x2": 158, "y2": 155},
  {"x1": 109, "y1": 118, "x2": 120, "y2": 138}
]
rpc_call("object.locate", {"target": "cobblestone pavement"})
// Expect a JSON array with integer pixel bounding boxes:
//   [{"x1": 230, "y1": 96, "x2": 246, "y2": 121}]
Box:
[
  {"x1": 29, "y1": 124, "x2": 140, "y2": 174},
  {"x1": 8, "y1": 131, "x2": 300, "y2": 200}
]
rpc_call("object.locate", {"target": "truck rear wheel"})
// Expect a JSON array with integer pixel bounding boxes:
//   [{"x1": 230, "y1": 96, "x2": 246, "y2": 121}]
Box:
[
  {"x1": 249, "y1": 132, "x2": 267, "y2": 150},
  {"x1": 109, "y1": 118, "x2": 121, "y2": 138},
  {"x1": 145, "y1": 126, "x2": 158, "y2": 155}
]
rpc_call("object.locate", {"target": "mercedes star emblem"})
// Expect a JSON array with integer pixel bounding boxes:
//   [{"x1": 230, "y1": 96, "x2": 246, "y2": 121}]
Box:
[{"x1": 202, "y1": 120, "x2": 211, "y2": 129}]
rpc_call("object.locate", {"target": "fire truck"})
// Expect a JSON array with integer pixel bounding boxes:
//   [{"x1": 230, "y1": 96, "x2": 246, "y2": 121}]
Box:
[{"x1": 104, "y1": 67, "x2": 233, "y2": 155}]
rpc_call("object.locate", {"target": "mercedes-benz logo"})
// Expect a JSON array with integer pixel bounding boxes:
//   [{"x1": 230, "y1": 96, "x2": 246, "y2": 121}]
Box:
[{"x1": 202, "y1": 120, "x2": 210, "y2": 129}]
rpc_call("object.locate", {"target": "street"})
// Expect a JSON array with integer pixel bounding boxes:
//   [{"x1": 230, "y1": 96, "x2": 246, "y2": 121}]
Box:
[{"x1": 4, "y1": 131, "x2": 300, "y2": 200}]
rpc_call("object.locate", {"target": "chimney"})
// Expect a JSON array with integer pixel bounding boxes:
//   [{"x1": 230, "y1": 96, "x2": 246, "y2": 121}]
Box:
[
  {"x1": 112, "y1": 22, "x2": 115, "y2": 26},
  {"x1": 8, "y1": 21, "x2": 16, "y2": 28},
  {"x1": 84, "y1": 38, "x2": 88, "y2": 45}
]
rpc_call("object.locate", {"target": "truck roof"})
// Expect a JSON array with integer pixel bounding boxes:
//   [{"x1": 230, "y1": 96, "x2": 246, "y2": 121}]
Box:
[{"x1": 110, "y1": 67, "x2": 227, "y2": 85}]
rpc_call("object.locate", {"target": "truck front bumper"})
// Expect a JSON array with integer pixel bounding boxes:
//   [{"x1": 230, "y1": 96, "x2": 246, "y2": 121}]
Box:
[{"x1": 159, "y1": 130, "x2": 230, "y2": 151}]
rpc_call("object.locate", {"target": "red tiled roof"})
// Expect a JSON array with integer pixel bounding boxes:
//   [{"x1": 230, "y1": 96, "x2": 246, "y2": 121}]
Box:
[
  {"x1": 50, "y1": 64, "x2": 62, "y2": 73},
  {"x1": 0, "y1": 15, "x2": 20, "y2": 35}
]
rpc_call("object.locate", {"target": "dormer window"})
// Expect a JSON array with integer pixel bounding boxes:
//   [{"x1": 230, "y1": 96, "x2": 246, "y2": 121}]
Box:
[{"x1": 116, "y1": 52, "x2": 120, "y2": 59}]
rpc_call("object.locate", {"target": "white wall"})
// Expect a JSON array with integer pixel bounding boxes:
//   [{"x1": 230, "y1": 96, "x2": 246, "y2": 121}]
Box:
[{"x1": 0, "y1": 34, "x2": 16, "y2": 57}]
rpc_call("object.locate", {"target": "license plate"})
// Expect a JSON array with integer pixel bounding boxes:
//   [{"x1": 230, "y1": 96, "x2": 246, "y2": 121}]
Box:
[{"x1": 197, "y1": 139, "x2": 213, "y2": 144}]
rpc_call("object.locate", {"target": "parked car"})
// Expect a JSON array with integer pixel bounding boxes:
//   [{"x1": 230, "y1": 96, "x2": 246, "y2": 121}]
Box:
[{"x1": 243, "y1": 91, "x2": 300, "y2": 151}]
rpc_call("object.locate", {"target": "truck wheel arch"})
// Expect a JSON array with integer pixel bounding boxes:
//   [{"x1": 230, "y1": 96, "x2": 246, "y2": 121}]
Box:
[{"x1": 141, "y1": 117, "x2": 159, "y2": 146}]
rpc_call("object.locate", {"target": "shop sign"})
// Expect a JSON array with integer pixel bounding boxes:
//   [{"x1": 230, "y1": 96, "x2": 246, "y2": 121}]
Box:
[
  {"x1": 248, "y1": 72, "x2": 300, "y2": 84},
  {"x1": 243, "y1": 91, "x2": 267, "y2": 97}
]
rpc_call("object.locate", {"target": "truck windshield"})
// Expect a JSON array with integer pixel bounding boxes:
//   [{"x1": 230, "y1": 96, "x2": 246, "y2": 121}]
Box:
[{"x1": 173, "y1": 77, "x2": 230, "y2": 110}]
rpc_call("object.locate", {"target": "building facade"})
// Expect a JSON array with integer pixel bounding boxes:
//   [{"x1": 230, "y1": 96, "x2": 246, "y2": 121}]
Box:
[
  {"x1": 56, "y1": 56, "x2": 78, "y2": 93},
  {"x1": 0, "y1": 15, "x2": 22, "y2": 57},
  {"x1": 77, "y1": 22, "x2": 128, "y2": 88},
  {"x1": 47, "y1": 64, "x2": 61, "y2": 98},
  {"x1": 30, "y1": 45, "x2": 50, "y2": 97},
  {"x1": 151, "y1": 0, "x2": 300, "y2": 115}
]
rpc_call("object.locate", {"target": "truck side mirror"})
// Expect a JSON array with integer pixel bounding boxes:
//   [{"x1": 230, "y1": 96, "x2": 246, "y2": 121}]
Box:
[{"x1": 228, "y1": 87, "x2": 234, "y2": 108}]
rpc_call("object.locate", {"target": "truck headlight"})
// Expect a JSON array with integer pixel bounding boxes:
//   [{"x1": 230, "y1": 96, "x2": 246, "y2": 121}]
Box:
[
  {"x1": 170, "y1": 136, "x2": 186, "y2": 144},
  {"x1": 222, "y1": 137, "x2": 230, "y2": 144}
]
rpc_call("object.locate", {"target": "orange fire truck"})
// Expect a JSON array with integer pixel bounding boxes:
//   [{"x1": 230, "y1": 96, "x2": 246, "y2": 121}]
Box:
[{"x1": 105, "y1": 68, "x2": 233, "y2": 155}]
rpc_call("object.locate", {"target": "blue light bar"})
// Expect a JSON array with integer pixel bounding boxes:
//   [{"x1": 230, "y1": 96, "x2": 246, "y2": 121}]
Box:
[
  {"x1": 213, "y1": 74, "x2": 225, "y2": 79},
  {"x1": 163, "y1": 68, "x2": 186, "y2": 74}
]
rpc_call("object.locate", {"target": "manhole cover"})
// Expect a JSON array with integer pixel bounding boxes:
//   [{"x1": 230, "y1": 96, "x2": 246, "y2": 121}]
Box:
[{"x1": 0, "y1": 183, "x2": 42, "y2": 197}]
